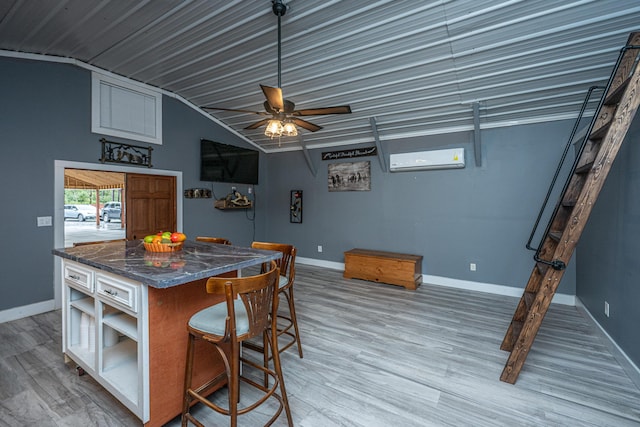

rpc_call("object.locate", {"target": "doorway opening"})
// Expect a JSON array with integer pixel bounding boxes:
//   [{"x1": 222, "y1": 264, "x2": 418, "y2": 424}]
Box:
[{"x1": 64, "y1": 169, "x2": 126, "y2": 247}]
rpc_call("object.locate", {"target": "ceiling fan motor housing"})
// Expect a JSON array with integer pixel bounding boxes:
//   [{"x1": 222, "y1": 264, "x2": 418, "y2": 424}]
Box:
[{"x1": 272, "y1": 0, "x2": 287, "y2": 16}]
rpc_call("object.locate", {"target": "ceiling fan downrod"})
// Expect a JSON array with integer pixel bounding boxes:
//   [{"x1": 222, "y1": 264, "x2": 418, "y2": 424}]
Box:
[{"x1": 272, "y1": 0, "x2": 287, "y2": 88}]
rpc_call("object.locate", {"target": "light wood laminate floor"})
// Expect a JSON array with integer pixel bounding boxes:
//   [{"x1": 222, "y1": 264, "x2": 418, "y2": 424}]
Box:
[{"x1": 1, "y1": 264, "x2": 639, "y2": 426}]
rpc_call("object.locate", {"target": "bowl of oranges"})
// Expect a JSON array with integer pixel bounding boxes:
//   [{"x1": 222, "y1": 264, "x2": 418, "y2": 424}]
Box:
[{"x1": 143, "y1": 231, "x2": 187, "y2": 252}]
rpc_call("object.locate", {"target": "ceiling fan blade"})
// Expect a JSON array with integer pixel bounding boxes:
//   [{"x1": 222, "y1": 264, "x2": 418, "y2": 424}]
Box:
[
  {"x1": 292, "y1": 105, "x2": 352, "y2": 116},
  {"x1": 261, "y1": 85, "x2": 284, "y2": 111},
  {"x1": 245, "y1": 118, "x2": 272, "y2": 130},
  {"x1": 203, "y1": 106, "x2": 269, "y2": 116},
  {"x1": 292, "y1": 117, "x2": 323, "y2": 132}
]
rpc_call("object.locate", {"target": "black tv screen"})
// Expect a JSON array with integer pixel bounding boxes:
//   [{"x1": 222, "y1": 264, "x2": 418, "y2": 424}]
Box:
[{"x1": 200, "y1": 139, "x2": 259, "y2": 185}]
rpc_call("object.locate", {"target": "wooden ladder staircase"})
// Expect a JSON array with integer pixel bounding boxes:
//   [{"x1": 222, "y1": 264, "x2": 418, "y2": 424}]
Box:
[{"x1": 500, "y1": 32, "x2": 640, "y2": 384}]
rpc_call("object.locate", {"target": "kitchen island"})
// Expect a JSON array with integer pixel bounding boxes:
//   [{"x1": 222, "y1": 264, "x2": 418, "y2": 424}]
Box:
[{"x1": 52, "y1": 240, "x2": 281, "y2": 426}]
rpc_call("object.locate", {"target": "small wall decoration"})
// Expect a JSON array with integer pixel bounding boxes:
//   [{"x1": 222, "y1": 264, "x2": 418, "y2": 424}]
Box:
[
  {"x1": 322, "y1": 146, "x2": 377, "y2": 161},
  {"x1": 99, "y1": 138, "x2": 153, "y2": 167},
  {"x1": 328, "y1": 161, "x2": 370, "y2": 192},
  {"x1": 290, "y1": 190, "x2": 303, "y2": 223},
  {"x1": 184, "y1": 188, "x2": 212, "y2": 198}
]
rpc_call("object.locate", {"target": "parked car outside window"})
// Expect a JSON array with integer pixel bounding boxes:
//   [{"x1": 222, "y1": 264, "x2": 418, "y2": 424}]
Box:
[
  {"x1": 101, "y1": 202, "x2": 122, "y2": 222},
  {"x1": 64, "y1": 204, "x2": 97, "y2": 222}
]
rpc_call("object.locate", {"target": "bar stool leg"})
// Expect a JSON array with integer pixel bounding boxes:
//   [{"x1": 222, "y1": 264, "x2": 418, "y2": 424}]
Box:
[
  {"x1": 285, "y1": 286, "x2": 303, "y2": 358},
  {"x1": 268, "y1": 329, "x2": 293, "y2": 426},
  {"x1": 181, "y1": 334, "x2": 196, "y2": 427},
  {"x1": 229, "y1": 339, "x2": 240, "y2": 427}
]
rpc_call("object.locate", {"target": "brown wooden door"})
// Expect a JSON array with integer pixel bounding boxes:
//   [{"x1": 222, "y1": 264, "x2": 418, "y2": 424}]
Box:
[{"x1": 125, "y1": 174, "x2": 177, "y2": 240}]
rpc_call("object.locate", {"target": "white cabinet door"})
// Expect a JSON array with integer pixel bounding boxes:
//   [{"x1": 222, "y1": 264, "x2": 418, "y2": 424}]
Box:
[
  {"x1": 61, "y1": 260, "x2": 149, "y2": 422},
  {"x1": 62, "y1": 261, "x2": 97, "y2": 373}
]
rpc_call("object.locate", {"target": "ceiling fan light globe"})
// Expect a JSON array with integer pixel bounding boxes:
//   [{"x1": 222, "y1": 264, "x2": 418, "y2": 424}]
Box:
[
  {"x1": 282, "y1": 121, "x2": 298, "y2": 136},
  {"x1": 265, "y1": 119, "x2": 284, "y2": 138}
]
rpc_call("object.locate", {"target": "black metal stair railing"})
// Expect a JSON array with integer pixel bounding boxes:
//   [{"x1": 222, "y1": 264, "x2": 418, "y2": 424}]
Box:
[
  {"x1": 524, "y1": 85, "x2": 604, "y2": 268},
  {"x1": 526, "y1": 43, "x2": 640, "y2": 270}
]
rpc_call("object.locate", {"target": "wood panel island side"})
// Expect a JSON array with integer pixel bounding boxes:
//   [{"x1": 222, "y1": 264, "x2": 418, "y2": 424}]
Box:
[{"x1": 52, "y1": 240, "x2": 281, "y2": 427}]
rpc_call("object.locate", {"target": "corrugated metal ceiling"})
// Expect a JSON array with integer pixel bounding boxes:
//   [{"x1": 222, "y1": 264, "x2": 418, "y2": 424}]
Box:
[{"x1": 1, "y1": 0, "x2": 639, "y2": 152}]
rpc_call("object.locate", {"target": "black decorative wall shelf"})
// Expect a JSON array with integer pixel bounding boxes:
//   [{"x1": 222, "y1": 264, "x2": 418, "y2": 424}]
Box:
[{"x1": 99, "y1": 138, "x2": 153, "y2": 168}]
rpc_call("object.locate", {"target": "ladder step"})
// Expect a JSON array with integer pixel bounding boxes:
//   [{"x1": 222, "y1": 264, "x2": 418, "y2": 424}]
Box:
[
  {"x1": 511, "y1": 320, "x2": 523, "y2": 342},
  {"x1": 589, "y1": 104, "x2": 616, "y2": 139},
  {"x1": 604, "y1": 75, "x2": 632, "y2": 105},
  {"x1": 535, "y1": 262, "x2": 549, "y2": 276},
  {"x1": 561, "y1": 173, "x2": 588, "y2": 209},
  {"x1": 500, "y1": 320, "x2": 523, "y2": 352},
  {"x1": 549, "y1": 204, "x2": 572, "y2": 233},
  {"x1": 524, "y1": 291, "x2": 536, "y2": 310},
  {"x1": 603, "y1": 32, "x2": 640, "y2": 104},
  {"x1": 575, "y1": 161, "x2": 594, "y2": 174},
  {"x1": 548, "y1": 231, "x2": 562, "y2": 242},
  {"x1": 575, "y1": 139, "x2": 602, "y2": 171}
]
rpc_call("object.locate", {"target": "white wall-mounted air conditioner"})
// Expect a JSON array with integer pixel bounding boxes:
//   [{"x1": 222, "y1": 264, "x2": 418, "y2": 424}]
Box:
[{"x1": 389, "y1": 148, "x2": 465, "y2": 172}]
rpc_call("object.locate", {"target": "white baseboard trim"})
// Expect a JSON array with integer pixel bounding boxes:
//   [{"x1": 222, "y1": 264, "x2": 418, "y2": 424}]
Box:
[
  {"x1": 296, "y1": 257, "x2": 575, "y2": 306},
  {"x1": 0, "y1": 299, "x2": 55, "y2": 323},
  {"x1": 296, "y1": 257, "x2": 345, "y2": 271},
  {"x1": 423, "y1": 274, "x2": 576, "y2": 306},
  {"x1": 575, "y1": 298, "x2": 640, "y2": 389}
]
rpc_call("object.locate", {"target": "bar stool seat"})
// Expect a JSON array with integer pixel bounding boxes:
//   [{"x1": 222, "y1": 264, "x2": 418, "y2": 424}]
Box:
[
  {"x1": 181, "y1": 261, "x2": 293, "y2": 427},
  {"x1": 188, "y1": 299, "x2": 247, "y2": 336}
]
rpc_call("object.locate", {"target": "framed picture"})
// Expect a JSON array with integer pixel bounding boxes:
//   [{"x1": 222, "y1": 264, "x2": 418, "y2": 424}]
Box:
[
  {"x1": 290, "y1": 190, "x2": 302, "y2": 223},
  {"x1": 328, "y1": 161, "x2": 370, "y2": 192}
]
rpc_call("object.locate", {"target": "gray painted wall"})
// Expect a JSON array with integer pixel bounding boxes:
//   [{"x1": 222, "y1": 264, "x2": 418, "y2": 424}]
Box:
[
  {"x1": 577, "y1": 115, "x2": 640, "y2": 365},
  {"x1": 263, "y1": 123, "x2": 577, "y2": 292},
  {"x1": 162, "y1": 96, "x2": 266, "y2": 245},
  {"x1": 0, "y1": 57, "x2": 260, "y2": 311},
  {"x1": 10, "y1": 54, "x2": 638, "y2": 371}
]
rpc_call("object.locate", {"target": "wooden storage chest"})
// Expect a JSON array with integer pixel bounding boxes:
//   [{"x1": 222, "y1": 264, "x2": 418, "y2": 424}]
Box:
[{"x1": 343, "y1": 248, "x2": 423, "y2": 290}]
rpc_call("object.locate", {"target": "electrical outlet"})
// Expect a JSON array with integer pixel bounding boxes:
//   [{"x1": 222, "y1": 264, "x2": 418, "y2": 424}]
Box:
[
  {"x1": 470, "y1": 263, "x2": 476, "y2": 271},
  {"x1": 604, "y1": 301, "x2": 610, "y2": 317},
  {"x1": 37, "y1": 216, "x2": 52, "y2": 227},
  {"x1": 247, "y1": 187, "x2": 252, "y2": 194},
  {"x1": 317, "y1": 245, "x2": 323, "y2": 253},
  {"x1": 231, "y1": 186, "x2": 237, "y2": 193}
]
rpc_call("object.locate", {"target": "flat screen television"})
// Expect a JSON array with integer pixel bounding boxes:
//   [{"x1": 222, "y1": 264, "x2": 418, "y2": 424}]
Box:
[{"x1": 200, "y1": 139, "x2": 259, "y2": 185}]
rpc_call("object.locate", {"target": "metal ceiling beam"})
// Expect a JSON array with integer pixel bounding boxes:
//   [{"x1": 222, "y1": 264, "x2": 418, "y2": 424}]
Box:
[
  {"x1": 369, "y1": 117, "x2": 387, "y2": 173},
  {"x1": 299, "y1": 136, "x2": 317, "y2": 176},
  {"x1": 473, "y1": 102, "x2": 482, "y2": 167}
]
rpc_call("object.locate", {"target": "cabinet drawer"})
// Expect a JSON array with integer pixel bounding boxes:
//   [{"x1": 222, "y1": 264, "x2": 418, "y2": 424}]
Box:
[
  {"x1": 96, "y1": 273, "x2": 140, "y2": 313},
  {"x1": 64, "y1": 261, "x2": 95, "y2": 293}
]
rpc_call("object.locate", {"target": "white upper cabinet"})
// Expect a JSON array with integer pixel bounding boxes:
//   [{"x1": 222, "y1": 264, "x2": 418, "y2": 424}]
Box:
[{"x1": 92, "y1": 72, "x2": 162, "y2": 145}]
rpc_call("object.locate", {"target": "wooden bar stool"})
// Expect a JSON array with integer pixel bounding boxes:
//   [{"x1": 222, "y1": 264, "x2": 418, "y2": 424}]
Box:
[
  {"x1": 249, "y1": 242, "x2": 303, "y2": 359},
  {"x1": 195, "y1": 236, "x2": 232, "y2": 245},
  {"x1": 181, "y1": 261, "x2": 293, "y2": 426}
]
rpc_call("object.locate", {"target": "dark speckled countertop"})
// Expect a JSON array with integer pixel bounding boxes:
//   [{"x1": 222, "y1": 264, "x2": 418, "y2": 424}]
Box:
[{"x1": 52, "y1": 240, "x2": 281, "y2": 288}]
